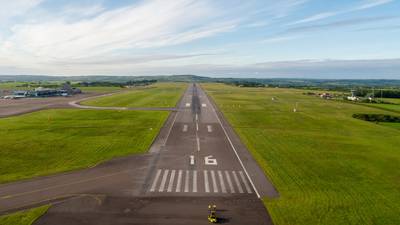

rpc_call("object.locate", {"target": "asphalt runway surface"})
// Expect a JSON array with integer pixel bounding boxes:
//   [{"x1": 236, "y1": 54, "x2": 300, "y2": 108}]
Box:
[{"x1": 0, "y1": 84, "x2": 278, "y2": 224}]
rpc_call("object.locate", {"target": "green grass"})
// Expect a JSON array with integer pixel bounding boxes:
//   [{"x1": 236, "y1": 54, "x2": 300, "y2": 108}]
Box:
[
  {"x1": 0, "y1": 109, "x2": 168, "y2": 183},
  {"x1": 0, "y1": 205, "x2": 49, "y2": 225},
  {"x1": 383, "y1": 98, "x2": 400, "y2": 104},
  {"x1": 363, "y1": 103, "x2": 400, "y2": 113},
  {"x1": 77, "y1": 86, "x2": 124, "y2": 92},
  {"x1": 81, "y1": 83, "x2": 187, "y2": 107},
  {"x1": 380, "y1": 122, "x2": 400, "y2": 130},
  {"x1": 203, "y1": 83, "x2": 400, "y2": 225}
]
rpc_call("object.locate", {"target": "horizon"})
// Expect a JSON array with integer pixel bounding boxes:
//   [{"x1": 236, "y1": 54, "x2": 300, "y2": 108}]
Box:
[{"x1": 0, "y1": 0, "x2": 399, "y2": 78}]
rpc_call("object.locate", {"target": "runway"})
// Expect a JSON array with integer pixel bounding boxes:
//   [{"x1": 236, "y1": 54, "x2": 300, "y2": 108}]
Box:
[{"x1": 0, "y1": 83, "x2": 277, "y2": 224}]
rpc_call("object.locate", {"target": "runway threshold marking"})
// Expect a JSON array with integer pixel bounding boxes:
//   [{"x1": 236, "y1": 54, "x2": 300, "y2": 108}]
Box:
[
  {"x1": 225, "y1": 171, "x2": 235, "y2": 193},
  {"x1": 150, "y1": 169, "x2": 162, "y2": 192},
  {"x1": 167, "y1": 170, "x2": 176, "y2": 192},
  {"x1": 176, "y1": 170, "x2": 183, "y2": 192},
  {"x1": 193, "y1": 170, "x2": 198, "y2": 193},
  {"x1": 239, "y1": 171, "x2": 253, "y2": 193},
  {"x1": 184, "y1": 170, "x2": 190, "y2": 193},
  {"x1": 148, "y1": 169, "x2": 252, "y2": 194},
  {"x1": 159, "y1": 170, "x2": 169, "y2": 192},
  {"x1": 204, "y1": 170, "x2": 210, "y2": 193},
  {"x1": 218, "y1": 171, "x2": 227, "y2": 193},
  {"x1": 232, "y1": 171, "x2": 244, "y2": 193},
  {"x1": 210, "y1": 170, "x2": 218, "y2": 193}
]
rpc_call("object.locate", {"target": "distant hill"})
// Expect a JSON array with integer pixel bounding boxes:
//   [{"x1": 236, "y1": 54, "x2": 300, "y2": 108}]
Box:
[{"x1": 1, "y1": 75, "x2": 400, "y2": 88}]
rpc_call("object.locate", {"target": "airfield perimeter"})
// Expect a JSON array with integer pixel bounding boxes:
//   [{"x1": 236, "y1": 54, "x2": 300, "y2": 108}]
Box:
[{"x1": 0, "y1": 84, "x2": 277, "y2": 224}]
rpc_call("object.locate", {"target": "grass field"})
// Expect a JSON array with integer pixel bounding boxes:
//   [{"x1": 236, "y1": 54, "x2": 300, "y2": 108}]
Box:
[
  {"x1": 0, "y1": 205, "x2": 49, "y2": 225},
  {"x1": 203, "y1": 83, "x2": 400, "y2": 225},
  {"x1": 81, "y1": 83, "x2": 186, "y2": 107},
  {"x1": 362, "y1": 103, "x2": 400, "y2": 113},
  {"x1": 0, "y1": 109, "x2": 168, "y2": 183},
  {"x1": 77, "y1": 86, "x2": 124, "y2": 92}
]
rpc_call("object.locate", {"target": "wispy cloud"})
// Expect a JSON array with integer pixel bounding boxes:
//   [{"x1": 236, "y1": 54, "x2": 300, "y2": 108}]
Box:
[
  {"x1": 0, "y1": 0, "x2": 43, "y2": 23},
  {"x1": 290, "y1": 0, "x2": 394, "y2": 25},
  {"x1": 0, "y1": 0, "x2": 237, "y2": 66},
  {"x1": 283, "y1": 16, "x2": 398, "y2": 34}
]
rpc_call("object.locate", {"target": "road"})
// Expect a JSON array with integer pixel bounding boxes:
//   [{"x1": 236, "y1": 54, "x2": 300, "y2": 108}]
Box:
[{"x1": 0, "y1": 84, "x2": 277, "y2": 224}]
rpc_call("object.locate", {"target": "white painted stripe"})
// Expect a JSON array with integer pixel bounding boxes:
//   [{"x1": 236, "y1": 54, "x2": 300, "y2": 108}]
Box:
[
  {"x1": 176, "y1": 170, "x2": 183, "y2": 192},
  {"x1": 232, "y1": 171, "x2": 244, "y2": 193},
  {"x1": 183, "y1": 124, "x2": 188, "y2": 132},
  {"x1": 195, "y1": 114, "x2": 198, "y2": 121},
  {"x1": 184, "y1": 170, "x2": 190, "y2": 193},
  {"x1": 225, "y1": 171, "x2": 235, "y2": 193},
  {"x1": 196, "y1": 137, "x2": 200, "y2": 152},
  {"x1": 186, "y1": 103, "x2": 190, "y2": 107},
  {"x1": 159, "y1": 170, "x2": 169, "y2": 192},
  {"x1": 150, "y1": 169, "x2": 162, "y2": 192},
  {"x1": 210, "y1": 170, "x2": 218, "y2": 193},
  {"x1": 211, "y1": 96, "x2": 261, "y2": 198},
  {"x1": 190, "y1": 155, "x2": 195, "y2": 165},
  {"x1": 239, "y1": 171, "x2": 253, "y2": 193},
  {"x1": 204, "y1": 170, "x2": 210, "y2": 193},
  {"x1": 207, "y1": 125, "x2": 212, "y2": 133},
  {"x1": 218, "y1": 171, "x2": 227, "y2": 193},
  {"x1": 167, "y1": 170, "x2": 176, "y2": 192},
  {"x1": 196, "y1": 122, "x2": 199, "y2": 131},
  {"x1": 202, "y1": 103, "x2": 207, "y2": 107},
  {"x1": 193, "y1": 170, "x2": 198, "y2": 193}
]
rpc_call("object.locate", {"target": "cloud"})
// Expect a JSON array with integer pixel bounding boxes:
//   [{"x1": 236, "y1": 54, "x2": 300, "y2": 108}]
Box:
[
  {"x1": 283, "y1": 16, "x2": 398, "y2": 34},
  {"x1": 0, "y1": 0, "x2": 238, "y2": 64},
  {"x1": 290, "y1": 0, "x2": 394, "y2": 25},
  {"x1": 0, "y1": 0, "x2": 43, "y2": 23}
]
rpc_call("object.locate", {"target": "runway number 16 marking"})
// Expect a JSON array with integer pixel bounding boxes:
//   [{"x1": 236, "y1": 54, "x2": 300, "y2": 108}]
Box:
[{"x1": 204, "y1": 155, "x2": 218, "y2": 166}]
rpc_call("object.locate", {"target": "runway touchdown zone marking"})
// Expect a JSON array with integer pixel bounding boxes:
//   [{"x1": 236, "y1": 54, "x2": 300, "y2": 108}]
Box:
[{"x1": 149, "y1": 169, "x2": 253, "y2": 194}]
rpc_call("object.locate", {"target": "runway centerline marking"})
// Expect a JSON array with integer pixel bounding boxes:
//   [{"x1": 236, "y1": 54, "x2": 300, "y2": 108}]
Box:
[
  {"x1": 175, "y1": 170, "x2": 183, "y2": 192},
  {"x1": 196, "y1": 137, "x2": 200, "y2": 152},
  {"x1": 202, "y1": 103, "x2": 207, "y2": 107},
  {"x1": 186, "y1": 103, "x2": 191, "y2": 107},
  {"x1": 207, "y1": 125, "x2": 212, "y2": 133},
  {"x1": 159, "y1": 170, "x2": 169, "y2": 192},
  {"x1": 183, "y1": 124, "x2": 188, "y2": 132},
  {"x1": 150, "y1": 169, "x2": 162, "y2": 192}
]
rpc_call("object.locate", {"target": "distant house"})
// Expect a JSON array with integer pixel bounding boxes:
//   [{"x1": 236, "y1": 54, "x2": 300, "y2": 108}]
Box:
[{"x1": 319, "y1": 93, "x2": 332, "y2": 99}]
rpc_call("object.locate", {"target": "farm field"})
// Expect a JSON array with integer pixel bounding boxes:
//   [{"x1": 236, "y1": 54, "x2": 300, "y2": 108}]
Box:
[
  {"x1": 81, "y1": 82, "x2": 186, "y2": 108},
  {"x1": 0, "y1": 109, "x2": 168, "y2": 183},
  {"x1": 203, "y1": 83, "x2": 400, "y2": 225},
  {"x1": 0, "y1": 205, "x2": 49, "y2": 225}
]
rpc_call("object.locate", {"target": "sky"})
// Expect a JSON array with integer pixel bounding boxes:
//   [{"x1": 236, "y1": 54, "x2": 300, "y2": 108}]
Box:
[{"x1": 0, "y1": 0, "x2": 399, "y2": 78}]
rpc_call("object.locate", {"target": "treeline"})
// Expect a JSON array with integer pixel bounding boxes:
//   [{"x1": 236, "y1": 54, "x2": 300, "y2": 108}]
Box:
[
  {"x1": 229, "y1": 81, "x2": 266, "y2": 87},
  {"x1": 353, "y1": 89, "x2": 400, "y2": 98},
  {"x1": 353, "y1": 114, "x2": 400, "y2": 123},
  {"x1": 77, "y1": 80, "x2": 157, "y2": 87}
]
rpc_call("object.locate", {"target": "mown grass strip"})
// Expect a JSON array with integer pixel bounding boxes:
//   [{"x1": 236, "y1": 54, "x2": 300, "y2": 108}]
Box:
[{"x1": 203, "y1": 83, "x2": 400, "y2": 225}]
